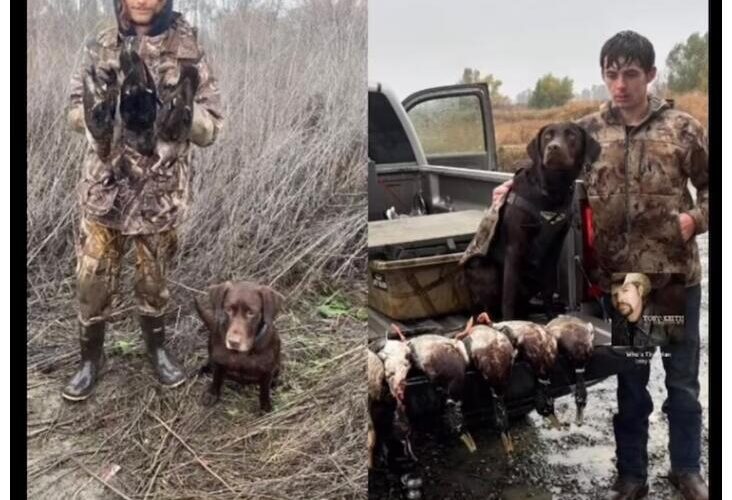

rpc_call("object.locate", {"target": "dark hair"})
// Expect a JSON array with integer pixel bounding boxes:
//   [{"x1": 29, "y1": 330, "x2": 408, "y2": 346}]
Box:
[{"x1": 600, "y1": 31, "x2": 655, "y2": 73}]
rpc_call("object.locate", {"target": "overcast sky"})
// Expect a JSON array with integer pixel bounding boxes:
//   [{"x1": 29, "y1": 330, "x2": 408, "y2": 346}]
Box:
[{"x1": 368, "y1": 0, "x2": 708, "y2": 101}]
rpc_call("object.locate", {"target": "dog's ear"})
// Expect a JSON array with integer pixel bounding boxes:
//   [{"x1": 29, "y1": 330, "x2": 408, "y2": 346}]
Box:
[
  {"x1": 193, "y1": 293, "x2": 216, "y2": 334},
  {"x1": 258, "y1": 285, "x2": 284, "y2": 326},
  {"x1": 526, "y1": 125, "x2": 548, "y2": 166},
  {"x1": 527, "y1": 125, "x2": 549, "y2": 189},
  {"x1": 580, "y1": 126, "x2": 602, "y2": 167},
  {"x1": 196, "y1": 281, "x2": 231, "y2": 333},
  {"x1": 209, "y1": 281, "x2": 231, "y2": 309}
]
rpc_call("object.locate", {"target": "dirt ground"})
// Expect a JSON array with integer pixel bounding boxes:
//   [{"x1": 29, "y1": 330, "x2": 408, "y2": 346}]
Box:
[
  {"x1": 369, "y1": 233, "x2": 709, "y2": 500},
  {"x1": 27, "y1": 289, "x2": 367, "y2": 500}
]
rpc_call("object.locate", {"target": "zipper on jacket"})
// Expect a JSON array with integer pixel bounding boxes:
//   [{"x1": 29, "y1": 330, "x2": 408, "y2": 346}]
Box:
[{"x1": 624, "y1": 130, "x2": 631, "y2": 236}]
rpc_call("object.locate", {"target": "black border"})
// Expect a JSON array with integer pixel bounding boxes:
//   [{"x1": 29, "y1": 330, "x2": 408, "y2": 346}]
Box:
[{"x1": 21, "y1": 0, "x2": 29, "y2": 494}]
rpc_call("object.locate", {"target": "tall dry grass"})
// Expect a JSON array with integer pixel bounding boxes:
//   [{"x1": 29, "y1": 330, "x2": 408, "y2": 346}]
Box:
[
  {"x1": 27, "y1": 1, "x2": 368, "y2": 498},
  {"x1": 27, "y1": 0, "x2": 367, "y2": 305},
  {"x1": 493, "y1": 101, "x2": 600, "y2": 146},
  {"x1": 670, "y1": 90, "x2": 708, "y2": 127}
]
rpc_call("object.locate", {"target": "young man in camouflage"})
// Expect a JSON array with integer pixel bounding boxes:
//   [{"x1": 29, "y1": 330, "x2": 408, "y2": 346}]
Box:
[
  {"x1": 63, "y1": 0, "x2": 223, "y2": 401},
  {"x1": 492, "y1": 31, "x2": 708, "y2": 499}
]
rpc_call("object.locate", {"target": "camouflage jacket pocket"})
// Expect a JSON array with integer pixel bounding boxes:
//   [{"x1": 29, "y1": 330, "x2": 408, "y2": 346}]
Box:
[{"x1": 80, "y1": 174, "x2": 120, "y2": 217}]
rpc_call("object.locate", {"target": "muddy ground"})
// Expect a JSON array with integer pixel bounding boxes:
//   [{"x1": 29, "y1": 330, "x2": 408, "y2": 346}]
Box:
[
  {"x1": 369, "y1": 234, "x2": 709, "y2": 500},
  {"x1": 26, "y1": 288, "x2": 367, "y2": 500}
]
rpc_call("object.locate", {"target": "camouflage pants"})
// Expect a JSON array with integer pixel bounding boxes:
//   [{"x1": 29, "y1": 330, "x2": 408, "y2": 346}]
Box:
[{"x1": 76, "y1": 218, "x2": 177, "y2": 326}]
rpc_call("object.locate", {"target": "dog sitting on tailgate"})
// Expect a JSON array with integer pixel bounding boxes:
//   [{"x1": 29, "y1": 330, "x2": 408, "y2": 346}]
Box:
[
  {"x1": 461, "y1": 122, "x2": 601, "y2": 321},
  {"x1": 195, "y1": 281, "x2": 283, "y2": 412}
]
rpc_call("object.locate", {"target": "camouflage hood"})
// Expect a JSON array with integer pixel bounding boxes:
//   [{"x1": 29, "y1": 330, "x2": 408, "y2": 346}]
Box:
[{"x1": 113, "y1": 0, "x2": 175, "y2": 37}]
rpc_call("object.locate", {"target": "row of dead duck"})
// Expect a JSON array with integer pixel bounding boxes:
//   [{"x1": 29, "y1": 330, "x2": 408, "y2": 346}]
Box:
[{"x1": 367, "y1": 313, "x2": 595, "y2": 468}]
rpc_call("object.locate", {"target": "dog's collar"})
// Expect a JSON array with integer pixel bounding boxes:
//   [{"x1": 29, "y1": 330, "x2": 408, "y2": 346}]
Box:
[
  {"x1": 254, "y1": 320, "x2": 269, "y2": 344},
  {"x1": 539, "y1": 210, "x2": 567, "y2": 224},
  {"x1": 506, "y1": 192, "x2": 572, "y2": 225}
]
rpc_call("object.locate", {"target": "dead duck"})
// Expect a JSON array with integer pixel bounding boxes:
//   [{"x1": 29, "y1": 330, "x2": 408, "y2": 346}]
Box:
[
  {"x1": 368, "y1": 346, "x2": 422, "y2": 497},
  {"x1": 368, "y1": 349, "x2": 415, "y2": 467},
  {"x1": 373, "y1": 327, "x2": 417, "y2": 463},
  {"x1": 495, "y1": 320, "x2": 562, "y2": 429},
  {"x1": 456, "y1": 312, "x2": 517, "y2": 455},
  {"x1": 376, "y1": 325, "x2": 413, "y2": 406},
  {"x1": 118, "y1": 39, "x2": 157, "y2": 156},
  {"x1": 368, "y1": 349, "x2": 387, "y2": 469},
  {"x1": 398, "y1": 325, "x2": 477, "y2": 453},
  {"x1": 546, "y1": 315, "x2": 595, "y2": 425},
  {"x1": 82, "y1": 64, "x2": 118, "y2": 159},
  {"x1": 156, "y1": 64, "x2": 199, "y2": 143}
]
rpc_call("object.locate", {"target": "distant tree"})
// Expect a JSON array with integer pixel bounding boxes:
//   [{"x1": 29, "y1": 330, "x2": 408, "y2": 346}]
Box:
[
  {"x1": 460, "y1": 68, "x2": 511, "y2": 106},
  {"x1": 576, "y1": 86, "x2": 609, "y2": 101},
  {"x1": 515, "y1": 88, "x2": 532, "y2": 105},
  {"x1": 666, "y1": 32, "x2": 708, "y2": 93},
  {"x1": 461, "y1": 68, "x2": 481, "y2": 84},
  {"x1": 528, "y1": 73, "x2": 574, "y2": 109},
  {"x1": 650, "y1": 70, "x2": 668, "y2": 97}
]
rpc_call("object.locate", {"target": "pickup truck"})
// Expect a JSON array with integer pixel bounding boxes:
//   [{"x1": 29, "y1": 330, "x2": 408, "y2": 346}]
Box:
[{"x1": 367, "y1": 82, "x2": 628, "y2": 425}]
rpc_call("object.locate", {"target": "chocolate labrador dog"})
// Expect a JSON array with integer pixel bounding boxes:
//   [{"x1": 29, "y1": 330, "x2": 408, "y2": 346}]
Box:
[
  {"x1": 463, "y1": 122, "x2": 601, "y2": 321},
  {"x1": 194, "y1": 281, "x2": 283, "y2": 412}
]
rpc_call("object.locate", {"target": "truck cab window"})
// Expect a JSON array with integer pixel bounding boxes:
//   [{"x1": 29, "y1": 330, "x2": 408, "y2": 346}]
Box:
[
  {"x1": 408, "y1": 95, "x2": 486, "y2": 156},
  {"x1": 368, "y1": 92, "x2": 416, "y2": 164}
]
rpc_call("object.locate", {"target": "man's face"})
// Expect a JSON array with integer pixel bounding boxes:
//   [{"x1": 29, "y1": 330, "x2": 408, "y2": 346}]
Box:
[
  {"x1": 123, "y1": 0, "x2": 166, "y2": 26},
  {"x1": 613, "y1": 282, "x2": 645, "y2": 323},
  {"x1": 602, "y1": 58, "x2": 656, "y2": 112}
]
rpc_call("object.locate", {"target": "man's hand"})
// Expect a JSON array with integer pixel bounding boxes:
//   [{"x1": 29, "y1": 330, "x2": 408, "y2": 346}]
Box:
[
  {"x1": 492, "y1": 179, "x2": 514, "y2": 206},
  {"x1": 679, "y1": 213, "x2": 696, "y2": 242}
]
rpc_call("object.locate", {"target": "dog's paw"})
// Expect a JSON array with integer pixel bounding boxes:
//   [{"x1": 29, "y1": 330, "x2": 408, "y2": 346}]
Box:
[{"x1": 200, "y1": 391, "x2": 219, "y2": 407}]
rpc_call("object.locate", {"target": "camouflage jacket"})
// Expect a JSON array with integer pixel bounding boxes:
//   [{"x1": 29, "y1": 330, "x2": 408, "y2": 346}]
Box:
[
  {"x1": 576, "y1": 95, "x2": 708, "y2": 289},
  {"x1": 458, "y1": 193, "x2": 503, "y2": 267},
  {"x1": 68, "y1": 13, "x2": 223, "y2": 235}
]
